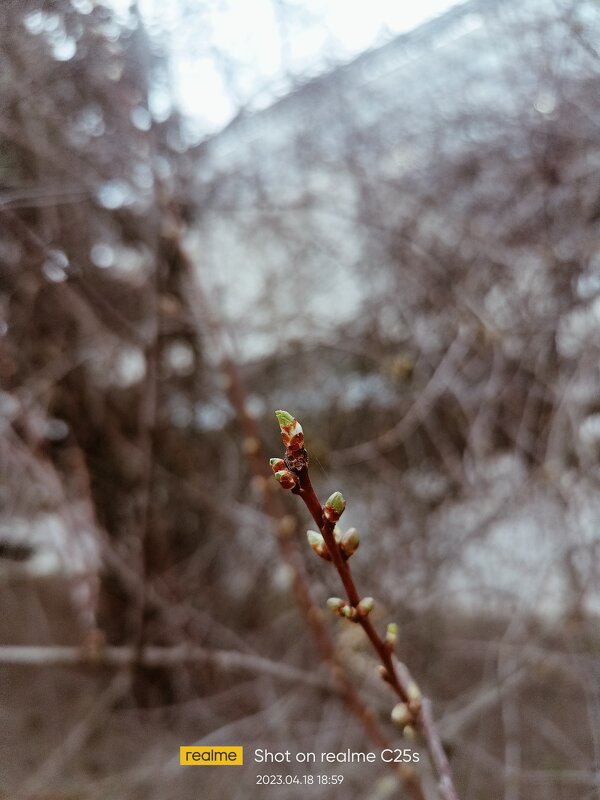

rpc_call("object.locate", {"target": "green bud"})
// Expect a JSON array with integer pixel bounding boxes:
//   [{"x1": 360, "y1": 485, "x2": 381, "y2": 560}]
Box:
[
  {"x1": 275, "y1": 410, "x2": 304, "y2": 451},
  {"x1": 270, "y1": 457, "x2": 286, "y2": 473},
  {"x1": 340, "y1": 527, "x2": 360, "y2": 557},
  {"x1": 386, "y1": 622, "x2": 398, "y2": 646},
  {"x1": 324, "y1": 491, "x2": 346, "y2": 521},
  {"x1": 274, "y1": 469, "x2": 298, "y2": 490},
  {"x1": 333, "y1": 524, "x2": 342, "y2": 543},
  {"x1": 341, "y1": 604, "x2": 357, "y2": 620},
  {"x1": 357, "y1": 597, "x2": 374, "y2": 617},
  {"x1": 275, "y1": 410, "x2": 295, "y2": 428},
  {"x1": 326, "y1": 492, "x2": 345, "y2": 514},
  {"x1": 307, "y1": 530, "x2": 324, "y2": 548}
]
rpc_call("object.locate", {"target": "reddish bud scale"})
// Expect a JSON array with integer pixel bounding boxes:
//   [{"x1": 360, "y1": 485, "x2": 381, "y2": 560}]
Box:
[
  {"x1": 281, "y1": 429, "x2": 304, "y2": 452},
  {"x1": 323, "y1": 506, "x2": 340, "y2": 523},
  {"x1": 275, "y1": 469, "x2": 298, "y2": 490},
  {"x1": 314, "y1": 544, "x2": 332, "y2": 561}
]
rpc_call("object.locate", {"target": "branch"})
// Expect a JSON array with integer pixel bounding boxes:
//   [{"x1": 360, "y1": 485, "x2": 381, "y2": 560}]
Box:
[
  {"x1": 174, "y1": 247, "x2": 424, "y2": 793},
  {"x1": 272, "y1": 410, "x2": 460, "y2": 800},
  {"x1": 0, "y1": 644, "x2": 332, "y2": 691}
]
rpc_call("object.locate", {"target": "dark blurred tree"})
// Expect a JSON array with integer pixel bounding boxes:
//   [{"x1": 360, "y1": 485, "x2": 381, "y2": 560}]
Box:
[{"x1": 0, "y1": 0, "x2": 224, "y2": 678}]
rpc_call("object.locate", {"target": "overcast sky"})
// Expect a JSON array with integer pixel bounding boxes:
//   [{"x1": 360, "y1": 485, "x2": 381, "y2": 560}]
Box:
[{"x1": 111, "y1": 0, "x2": 460, "y2": 133}]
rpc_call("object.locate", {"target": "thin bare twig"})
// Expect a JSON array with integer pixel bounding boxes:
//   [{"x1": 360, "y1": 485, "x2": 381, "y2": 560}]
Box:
[
  {"x1": 273, "y1": 411, "x2": 459, "y2": 800},
  {"x1": 0, "y1": 644, "x2": 332, "y2": 690}
]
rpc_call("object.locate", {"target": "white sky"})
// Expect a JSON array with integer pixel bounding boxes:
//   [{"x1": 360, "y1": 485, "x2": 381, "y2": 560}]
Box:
[{"x1": 111, "y1": 0, "x2": 459, "y2": 133}]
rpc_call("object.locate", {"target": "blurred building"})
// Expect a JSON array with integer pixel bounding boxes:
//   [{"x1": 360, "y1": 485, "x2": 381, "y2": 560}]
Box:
[
  {"x1": 189, "y1": 0, "x2": 595, "y2": 352},
  {"x1": 188, "y1": 0, "x2": 600, "y2": 622}
]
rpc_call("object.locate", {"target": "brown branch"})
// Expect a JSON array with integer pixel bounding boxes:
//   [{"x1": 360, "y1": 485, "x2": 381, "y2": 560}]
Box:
[{"x1": 275, "y1": 411, "x2": 460, "y2": 800}]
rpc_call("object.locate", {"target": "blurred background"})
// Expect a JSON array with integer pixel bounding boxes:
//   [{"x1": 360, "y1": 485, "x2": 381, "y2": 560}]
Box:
[{"x1": 1, "y1": 0, "x2": 600, "y2": 798}]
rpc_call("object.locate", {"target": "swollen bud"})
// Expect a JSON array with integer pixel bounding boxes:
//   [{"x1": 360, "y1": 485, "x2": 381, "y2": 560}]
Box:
[
  {"x1": 357, "y1": 597, "x2": 374, "y2": 617},
  {"x1": 270, "y1": 457, "x2": 286, "y2": 473},
  {"x1": 340, "y1": 527, "x2": 360, "y2": 558},
  {"x1": 275, "y1": 410, "x2": 294, "y2": 428},
  {"x1": 307, "y1": 530, "x2": 331, "y2": 561},
  {"x1": 275, "y1": 410, "x2": 304, "y2": 451},
  {"x1": 274, "y1": 469, "x2": 298, "y2": 490},
  {"x1": 327, "y1": 597, "x2": 358, "y2": 621},
  {"x1": 391, "y1": 702, "x2": 413, "y2": 729},
  {"x1": 324, "y1": 491, "x2": 346, "y2": 522},
  {"x1": 407, "y1": 681, "x2": 422, "y2": 712},
  {"x1": 385, "y1": 622, "x2": 398, "y2": 647}
]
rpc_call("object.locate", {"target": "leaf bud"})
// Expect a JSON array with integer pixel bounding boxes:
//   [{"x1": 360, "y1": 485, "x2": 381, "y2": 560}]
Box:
[
  {"x1": 407, "y1": 681, "x2": 422, "y2": 712},
  {"x1": 385, "y1": 622, "x2": 398, "y2": 647},
  {"x1": 324, "y1": 491, "x2": 346, "y2": 522},
  {"x1": 307, "y1": 530, "x2": 331, "y2": 560},
  {"x1": 340, "y1": 527, "x2": 360, "y2": 558},
  {"x1": 275, "y1": 410, "x2": 294, "y2": 427},
  {"x1": 391, "y1": 702, "x2": 413, "y2": 729},
  {"x1": 274, "y1": 469, "x2": 298, "y2": 490},
  {"x1": 357, "y1": 597, "x2": 374, "y2": 617},
  {"x1": 275, "y1": 410, "x2": 304, "y2": 451},
  {"x1": 270, "y1": 457, "x2": 286, "y2": 473}
]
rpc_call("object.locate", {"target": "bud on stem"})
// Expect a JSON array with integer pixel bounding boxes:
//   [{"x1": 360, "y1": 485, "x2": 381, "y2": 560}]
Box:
[
  {"x1": 275, "y1": 410, "x2": 305, "y2": 452},
  {"x1": 326, "y1": 597, "x2": 357, "y2": 621},
  {"x1": 385, "y1": 622, "x2": 398, "y2": 648},
  {"x1": 357, "y1": 597, "x2": 375, "y2": 617},
  {"x1": 307, "y1": 530, "x2": 332, "y2": 561},
  {"x1": 391, "y1": 702, "x2": 413, "y2": 729},
  {"x1": 324, "y1": 491, "x2": 346, "y2": 522},
  {"x1": 340, "y1": 527, "x2": 360, "y2": 558},
  {"x1": 274, "y1": 469, "x2": 299, "y2": 490},
  {"x1": 270, "y1": 457, "x2": 286, "y2": 473},
  {"x1": 407, "y1": 680, "x2": 422, "y2": 713}
]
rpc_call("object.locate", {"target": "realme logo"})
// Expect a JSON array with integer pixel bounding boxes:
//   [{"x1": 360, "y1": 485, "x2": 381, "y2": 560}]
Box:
[{"x1": 180, "y1": 746, "x2": 243, "y2": 766}]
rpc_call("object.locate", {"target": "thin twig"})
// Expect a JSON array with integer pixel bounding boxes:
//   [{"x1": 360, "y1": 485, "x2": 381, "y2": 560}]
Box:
[
  {"x1": 273, "y1": 411, "x2": 460, "y2": 800},
  {"x1": 0, "y1": 644, "x2": 332, "y2": 690}
]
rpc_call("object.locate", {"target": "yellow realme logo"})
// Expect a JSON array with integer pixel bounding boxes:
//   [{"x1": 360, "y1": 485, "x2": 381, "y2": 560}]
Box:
[{"x1": 180, "y1": 746, "x2": 243, "y2": 766}]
